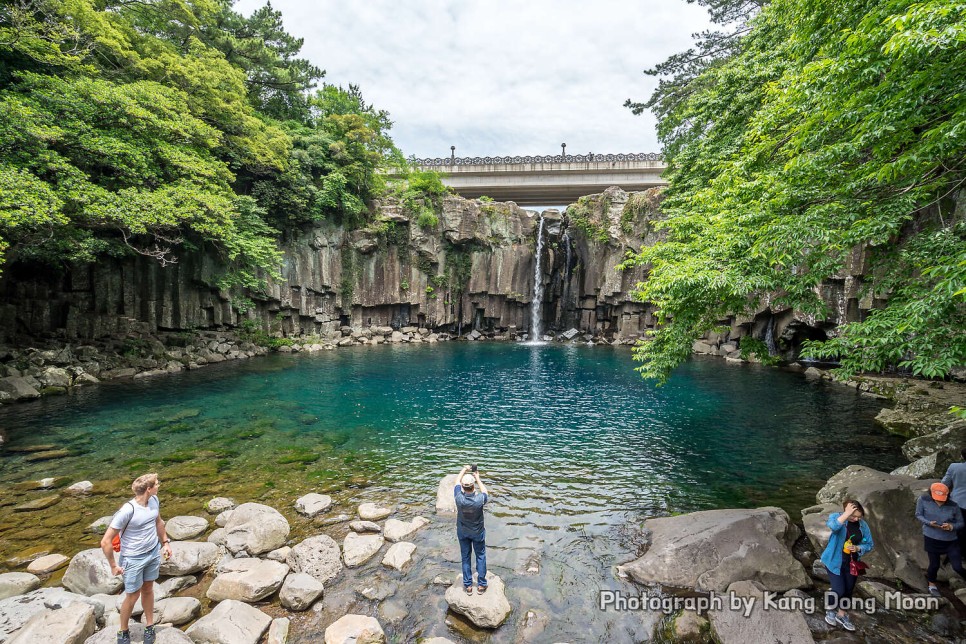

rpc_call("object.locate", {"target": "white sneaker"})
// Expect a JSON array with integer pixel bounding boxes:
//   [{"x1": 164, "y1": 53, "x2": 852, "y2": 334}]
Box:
[{"x1": 824, "y1": 610, "x2": 837, "y2": 626}]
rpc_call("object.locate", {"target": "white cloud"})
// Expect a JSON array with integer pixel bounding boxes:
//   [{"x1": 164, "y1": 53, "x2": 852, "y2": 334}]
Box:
[{"x1": 234, "y1": 0, "x2": 712, "y2": 158}]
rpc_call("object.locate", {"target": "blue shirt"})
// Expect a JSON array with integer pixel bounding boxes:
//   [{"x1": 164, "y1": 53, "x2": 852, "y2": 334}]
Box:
[
  {"x1": 915, "y1": 495, "x2": 964, "y2": 541},
  {"x1": 820, "y1": 512, "x2": 874, "y2": 572},
  {"x1": 942, "y1": 462, "x2": 966, "y2": 508},
  {"x1": 454, "y1": 486, "x2": 487, "y2": 537}
]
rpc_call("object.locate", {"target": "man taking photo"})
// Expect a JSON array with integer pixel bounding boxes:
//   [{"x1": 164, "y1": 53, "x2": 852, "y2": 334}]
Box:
[{"x1": 455, "y1": 464, "x2": 489, "y2": 594}]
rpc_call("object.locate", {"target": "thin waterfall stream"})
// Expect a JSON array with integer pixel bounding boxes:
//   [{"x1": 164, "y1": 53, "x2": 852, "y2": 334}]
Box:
[{"x1": 529, "y1": 215, "x2": 546, "y2": 342}]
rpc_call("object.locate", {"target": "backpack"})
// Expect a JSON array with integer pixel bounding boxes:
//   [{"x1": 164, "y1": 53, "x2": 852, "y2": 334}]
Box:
[{"x1": 111, "y1": 501, "x2": 136, "y2": 553}]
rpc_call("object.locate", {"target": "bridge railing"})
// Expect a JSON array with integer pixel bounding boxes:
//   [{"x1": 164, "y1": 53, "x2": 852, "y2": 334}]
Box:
[{"x1": 413, "y1": 152, "x2": 663, "y2": 166}]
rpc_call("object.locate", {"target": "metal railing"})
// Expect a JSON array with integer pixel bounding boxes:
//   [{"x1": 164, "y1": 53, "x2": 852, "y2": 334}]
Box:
[{"x1": 413, "y1": 152, "x2": 663, "y2": 167}]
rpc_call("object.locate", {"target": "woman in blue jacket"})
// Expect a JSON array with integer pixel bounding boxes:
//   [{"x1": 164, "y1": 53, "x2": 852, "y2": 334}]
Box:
[{"x1": 821, "y1": 499, "x2": 874, "y2": 632}]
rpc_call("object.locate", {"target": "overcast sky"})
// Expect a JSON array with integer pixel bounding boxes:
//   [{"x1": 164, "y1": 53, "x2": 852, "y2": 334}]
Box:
[{"x1": 235, "y1": 0, "x2": 712, "y2": 160}]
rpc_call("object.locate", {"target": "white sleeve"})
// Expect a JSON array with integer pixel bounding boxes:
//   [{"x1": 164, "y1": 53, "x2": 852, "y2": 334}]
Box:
[{"x1": 109, "y1": 503, "x2": 133, "y2": 530}]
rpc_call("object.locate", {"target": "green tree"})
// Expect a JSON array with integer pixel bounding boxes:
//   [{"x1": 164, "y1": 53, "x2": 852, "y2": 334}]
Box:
[{"x1": 624, "y1": 0, "x2": 966, "y2": 383}]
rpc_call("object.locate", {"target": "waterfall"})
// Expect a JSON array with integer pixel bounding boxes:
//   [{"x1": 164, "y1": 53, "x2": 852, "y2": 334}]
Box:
[
  {"x1": 530, "y1": 216, "x2": 546, "y2": 342},
  {"x1": 764, "y1": 316, "x2": 777, "y2": 355}
]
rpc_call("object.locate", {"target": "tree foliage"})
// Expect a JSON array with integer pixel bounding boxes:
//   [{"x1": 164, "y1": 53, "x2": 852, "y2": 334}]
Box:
[
  {"x1": 624, "y1": 0, "x2": 966, "y2": 382},
  {"x1": 0, "y1": 0, "x2": 403, "y2": 285}
]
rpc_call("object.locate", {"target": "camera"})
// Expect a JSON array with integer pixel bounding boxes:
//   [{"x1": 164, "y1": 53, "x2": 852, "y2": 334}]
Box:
[{"x1": 470, "y1": 464, "x2": 478, "y2": 472}]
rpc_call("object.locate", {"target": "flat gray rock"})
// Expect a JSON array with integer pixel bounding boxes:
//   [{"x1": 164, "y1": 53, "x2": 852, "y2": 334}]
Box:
[
  {"x1": 184, "y1": 599, "x2": 271, "y2": 644},
  {"x1": 26, "y1": 554, "x2": 69, "y2": 575},
  {"x1": 357, "y1": 503, "x2": 392, "y2": 521},
  {"x1": 343, "y1": 533, "x2": 384, "y2": 567},
  {"x1": 383, "y1": 517, "x2": 428, "y2": 542},
  {"x1": 159, "y1": 541, "x2": 219, "y2": 576},
  {"x1": 206, "y1": 558, "x2": 289, "y2": 603},
  {"x1": 323, "y1": 614, "x2": 385, "y2": 644},
  {"x1": 85, "y1": 623, "x2": 192, "y2": 644},
  {"x1": 0, "y1": 588, "x2": 104, "y2": 642},
  {"x1": 0, "y1": 573, "x2": 41, "y2": 601},
  {"x1": 708, "y1": 580, "x2": 814, "y2": 644},
  {"x1": 295, "y1": 493, "x2": 332, "y2": 517},
  {"x1": 622, "y1": 507, "x2": 809, "y2": 593},
  {"x1": 381, "y1": 542, "x2": 416, "y2": 572},
  {"x1": 141, "y1": 597, "x2": 201, "y2": 626},
  {"x1": 8, "y1": 602, "x2": 95, "y2": 644},
  {"x1": 349, "y1": 521, "x2": 381, "y2": 533},
  {"x1": 165, "y1": 516, "x2": 209, "y2": 540}
]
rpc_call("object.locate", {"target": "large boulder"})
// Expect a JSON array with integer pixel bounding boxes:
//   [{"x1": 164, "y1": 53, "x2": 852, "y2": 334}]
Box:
[
  {"x1": 343, "y1": 533, "x2": 384, "y2": 567},
  {"x1": 708, "y1": 580, "x2": 814, "y2": 644},
  {"x1": 0, "y1": 573, "x2": 41, "y2": 601},
  {"x1": 159, "y1": 541, "x2": 220, "y2": 576},
  {"x1": 808, "y1": 465, "x2": 931, "y2": 589},
  {"x1": 287, "y1": 535, "x2": 343, "y2": 584},
  {"x1": 206, "y1": 558, "x2": 289, "y2": 603},
  {"x1": 0, "y1": 377, "x2": 40, "y2": 401},
  {"x1": 279, "y1": 572, "x2": 324, "y2": 611},
  {"x1": 891, "y1": 452, "x2": 951, "y2": 479},
  {"x1": 902, "y1": 420, "x2": 966, "y2": 461},
  {"x1": 184, "y1": 599, "x2": 271, "y2": 644},
  {"x1": 436, "y1": 475, "x2": 459, "y2": 513},
  {"x1": 224, "y1": 503, "x2": 290, "y2": 555},
  {"x1": 0, "y1": 588, "x2": 103, "y2": 642},
  {"x1": 383, "y1": 517, "x2": 429, "y2": 542},
  {"x1": 8, "y1": 602, "x2": 95, "y2": 644},
  {"x1": 444, "y1": 573, "x2": 512, "y2": 629},
  {"x1": 324, "y1": 614, "x2": 385, "y2": 644},
  {"x1": 165, "y1": 516, "x2": 209, "y2": 540},
  {"x1": 62, "y1": 549, "x2": 123, "y2": 596},
  {"x1": 622, "y1": 508, "x2": 809, "y2": 593}
]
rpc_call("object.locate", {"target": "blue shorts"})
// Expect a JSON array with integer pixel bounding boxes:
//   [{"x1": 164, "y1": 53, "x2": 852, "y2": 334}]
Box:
[{"x1": 119, "y1": 542, "x2": 161, "y2": 593}]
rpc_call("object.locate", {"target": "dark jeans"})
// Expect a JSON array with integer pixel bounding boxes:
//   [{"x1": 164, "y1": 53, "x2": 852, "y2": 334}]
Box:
[
  {"x1": 458, "y1": 529, "x2": 487, "y2": 588},
  {"x1": 827, "y1": 559, "x2": 857, "y2": 609},
  {"x1": 959, "y1": 508, "x2": 966, "y2": 553},
  {"x1": 925, "y1": 537, "x2": 966, "y2": 583}
]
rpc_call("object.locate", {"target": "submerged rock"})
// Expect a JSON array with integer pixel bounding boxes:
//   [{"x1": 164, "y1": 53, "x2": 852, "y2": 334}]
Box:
[
  {"x1": 444, "y1": 573, "x2": 512, "y2": 629},
  {"x1": 26, "y1": 554, "x2": 68, "y2": 575},
  {"x1": 349, "y1": 520, "x2": 381, "y2": 533},
  {"x1": 357, "y1": 503, "x2": 392, "y2": 521},
  {"x1": 622, "y1": 507, "x2": 809, "y2": 593},
  {"x1": 383, "y1": 517, "x2": 428, "y2": 542},
  {"x1": 204, "y1": 497, "x2": 236, "y2": 514}
]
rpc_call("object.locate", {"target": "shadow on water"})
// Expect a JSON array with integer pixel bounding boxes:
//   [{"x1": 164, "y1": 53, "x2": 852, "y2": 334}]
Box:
[{"x1": 0, "y1": 346, "x2": 910, "y2": 642}]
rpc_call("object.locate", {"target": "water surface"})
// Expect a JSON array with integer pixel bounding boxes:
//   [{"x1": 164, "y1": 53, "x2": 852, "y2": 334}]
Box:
[{"x1": 0, "y1": 344, "x2": 906, "y2": 641}]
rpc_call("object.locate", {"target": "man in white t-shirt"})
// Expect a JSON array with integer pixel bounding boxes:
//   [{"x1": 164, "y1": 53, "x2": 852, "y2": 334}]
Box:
[{"x1": 100, "y1": 473, "x2": 173, "y2": 644}]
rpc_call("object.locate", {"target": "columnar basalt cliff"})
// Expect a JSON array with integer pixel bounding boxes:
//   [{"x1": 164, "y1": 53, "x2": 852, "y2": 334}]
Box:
[{"x1": 0, "y1": 186, "x2": 892, "y2": 355}]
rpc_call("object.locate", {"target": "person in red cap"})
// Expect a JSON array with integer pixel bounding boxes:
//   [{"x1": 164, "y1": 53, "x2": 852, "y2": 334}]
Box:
[{"x1": 915, "y1": 482, "x2": 966, "y2": 596}]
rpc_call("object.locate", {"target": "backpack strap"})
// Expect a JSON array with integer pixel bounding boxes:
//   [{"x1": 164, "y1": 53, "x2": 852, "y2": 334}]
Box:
[{"x1": 120, "y1": 501, "x2": 135, "y2": 537}]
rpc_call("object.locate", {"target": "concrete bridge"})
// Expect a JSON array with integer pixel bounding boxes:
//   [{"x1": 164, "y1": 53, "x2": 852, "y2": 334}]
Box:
[{"x1": 413, "y1": 152, "x2": 667, "y2": 207}]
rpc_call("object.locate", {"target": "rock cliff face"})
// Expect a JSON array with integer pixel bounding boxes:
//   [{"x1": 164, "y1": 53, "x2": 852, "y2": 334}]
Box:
[
  {"x1": 0, "y1": 188, "x2": 662, "y2": 344},
  {"x1": 0, "y1": 185, "x2": 881, "y2": 354}
]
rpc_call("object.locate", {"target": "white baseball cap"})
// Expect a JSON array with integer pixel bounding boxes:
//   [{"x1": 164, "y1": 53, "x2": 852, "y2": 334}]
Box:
[{"x1": 461, "y1": 474, "x2": 476, "y2": 488}]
